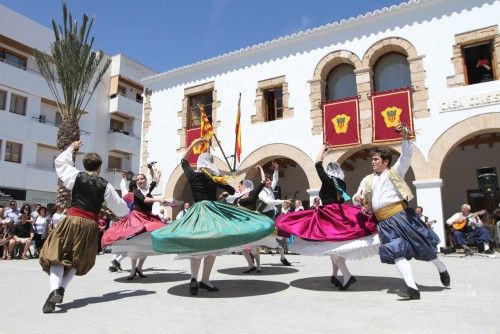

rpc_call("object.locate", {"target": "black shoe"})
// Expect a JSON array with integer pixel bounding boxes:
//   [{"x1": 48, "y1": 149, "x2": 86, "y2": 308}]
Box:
[
  {"x1": 126, "y1": 271, "x2": 136, "y2": 280},
  {"x1": 464, "y1": 248, "x2": 473, "y2": 256},
  {"x1": 339, "y1": 276, "x2": 357, "y2": 291},
  {"x1": 256, "y1": 269, "x2": 262, "y2": 274},
  {"x1": 280, "y1": 258, "x2": 292, "y2": 266},
  {"x1": 330, "y1": 276, "x2": 342, "y2": 288},
  {"x1": 484, "y1": 249, "x2": 495, "y2": 255},
  {"x1": 243, "y1": 266, "x2": 257, "y2": 274},
  {"x1": 111, "y1": 259, "x2": 122, "y2": 271},
  {"x1": 136, "y1": 268, "x2": 147, "y2": 278},
  {"x1": 189, "y1": 278, "x2": 198, "y2": 296},
  {"x1": 108, "y1": 266, "x2": 117, "y2": 272},
  {"x1": 396, "y1": 287, "x2": 421, "y2": 300},
  {"x1": 42, "y1": 290, "x2": 57, "y2": 313},
  {"x1": 439, "y1": 270, "x2": 450, "y2": 287},
  {"x1": 199, "y1": 281, "x2": 219, "y2": 292},
  {"x1": 54, "y1": 287, "x2": 64, "y2": 304}
]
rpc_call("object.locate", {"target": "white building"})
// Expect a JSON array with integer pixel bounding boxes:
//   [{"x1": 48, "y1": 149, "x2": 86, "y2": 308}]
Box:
[
  {"x1": 0, "y1": 5, "x2": 156, "y2": 205},
  {"x1": 143, "y1": 0, "x2": 500, "y2": 247}
]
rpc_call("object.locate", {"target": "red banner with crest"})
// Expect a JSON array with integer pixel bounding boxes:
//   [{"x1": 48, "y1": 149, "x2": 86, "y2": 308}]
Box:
[
  {"x1": 323, "y1": 98, "x2": 360, "y2": 148},
  {"x1": 186, "y1": 127, "x2": 201, "y2": 165},
  {"x1": 371, "y1": 88, "x2": 414, "y2": 143}
]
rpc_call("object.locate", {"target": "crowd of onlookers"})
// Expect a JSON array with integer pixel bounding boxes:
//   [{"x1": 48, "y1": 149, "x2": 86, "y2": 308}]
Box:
[{"x1": 0, "y1": 201, "x2": 123, "y2": 260}]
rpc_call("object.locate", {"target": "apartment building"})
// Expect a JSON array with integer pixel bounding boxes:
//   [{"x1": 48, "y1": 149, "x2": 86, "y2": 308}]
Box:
[{"x1": 0, "y1": 5, "x2": 156, "y2": 205}]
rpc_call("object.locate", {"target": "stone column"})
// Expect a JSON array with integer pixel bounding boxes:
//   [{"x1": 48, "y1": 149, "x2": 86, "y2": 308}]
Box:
[{"x1": 413, "y1": 179, "x2": 446, "y2": 249}]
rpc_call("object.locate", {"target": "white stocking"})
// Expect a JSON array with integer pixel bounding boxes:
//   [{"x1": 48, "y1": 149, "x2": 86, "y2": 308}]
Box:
[
  {"x1": 190, "y1": 258, "x2": 201, "y2": 280},
  {"x1": 113, "y1": 254, "x2": 123, "y2": 262},
  {"x1": 129, "y1": 257, "x2": 138, "y2": 276},
  {"x1": 279, "y1": 247, "x2": 286, "y2": 260},
  {"x1": 201, "y1": 255, "x2": 216, "y2": 285},
  {"x1": 330, "y1": 255, "x2": 339, "y2": 276},
  {"x1": 242, "y1": 250, "x2": 254, "y2": 268},
  {"x1": 137, "y1": 257, "x2": 146, "y2": 270},
  {"x1": 49, "y1": 265, "x2": 64, "y2": 291},
  {"x1": 251, "y1": 247, "x2": 261, "y2": 269},
  {"x1": 332, "y1": 255, "x2": 351, "y2": 284},
  {"x1": 61, "y1": 268, "x2": 76, "y2": 289},
  {"x1": 430, "y1": 258, "x2": 446, "y2": 273},
  {"x1": 395, "y1": 258, "x2": 418, "y2": 290}
]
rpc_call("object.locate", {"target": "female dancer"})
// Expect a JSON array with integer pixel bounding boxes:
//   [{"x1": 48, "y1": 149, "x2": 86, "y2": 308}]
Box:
[
  {"x1": 221, "y1": 165, "x2": 270, "y2": 273},
  {"x1": 152, "y1": 138, "x2": 274, "y2": 295},
  {"x1": 102, "y1": 164, "x2": 167, "y2": 280},
  {"x1": 276, "y1": 144, "x2": 379, "y2": 290}
]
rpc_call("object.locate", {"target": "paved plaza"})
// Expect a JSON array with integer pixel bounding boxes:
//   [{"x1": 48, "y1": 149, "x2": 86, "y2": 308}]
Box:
[{"x1": 3, "y1": 252, "x2": 499, "y2": 334}]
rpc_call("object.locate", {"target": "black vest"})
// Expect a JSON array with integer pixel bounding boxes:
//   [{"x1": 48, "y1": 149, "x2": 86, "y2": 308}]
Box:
[{"x1": 70, "y1": 172, "x2": 108, "y2": 213}]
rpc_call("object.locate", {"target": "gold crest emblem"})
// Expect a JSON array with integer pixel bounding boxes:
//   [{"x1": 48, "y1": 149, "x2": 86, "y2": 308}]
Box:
[
  {"x1": 331, "y1": 113, "x2": 351, "y2": 134},
  {"x1": 381, "y1": 106, "x2": 402, "y2": 128}
]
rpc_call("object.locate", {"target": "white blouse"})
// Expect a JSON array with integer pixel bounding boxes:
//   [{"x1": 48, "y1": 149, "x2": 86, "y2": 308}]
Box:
[{"x1": 54, "y1": 146, "x2": 129, "y2": 217}]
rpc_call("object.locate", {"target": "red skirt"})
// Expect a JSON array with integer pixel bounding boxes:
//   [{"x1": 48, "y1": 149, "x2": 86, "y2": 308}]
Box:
[
  {"x1": 275, "y1": 203, "x2": 377, "y2": 242},
  {"x1": 101, "y1": 210, "x2": 164, "y2": 248}
]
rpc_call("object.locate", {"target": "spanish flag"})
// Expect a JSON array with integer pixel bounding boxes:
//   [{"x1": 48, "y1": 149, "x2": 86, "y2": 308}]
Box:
[
  {"x1": 234, "y1": 93, "x2": 242, "y2": 163},
  {"x1": 192, "y1": 104, "x2": 214, "y2": 154}
]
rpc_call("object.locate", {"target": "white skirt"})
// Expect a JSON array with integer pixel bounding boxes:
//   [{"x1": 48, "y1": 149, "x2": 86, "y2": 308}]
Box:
[
  {"x1": 110, "y1": 232, "x2": 160, "y2": 258},
  {"x1": 289, "y1": 233, "x2": 381, "y2": 261}
]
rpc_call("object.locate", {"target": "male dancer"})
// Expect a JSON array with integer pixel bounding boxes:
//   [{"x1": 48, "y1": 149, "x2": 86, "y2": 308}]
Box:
[
  {"x1": 40, "y1": 141, "x2": 128, "y2": 313},
  {"x1": 258, "y1": 161, "x2": 291, "y2": 266},
  {"x1": 352, "y1": 125, "x2": 450, "y2": 300}
]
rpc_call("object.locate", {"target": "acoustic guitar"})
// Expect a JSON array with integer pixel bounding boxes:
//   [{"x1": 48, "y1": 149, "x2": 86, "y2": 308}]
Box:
[{"x1": 452, "y1": 210, "x2": 487, "y2": 231}]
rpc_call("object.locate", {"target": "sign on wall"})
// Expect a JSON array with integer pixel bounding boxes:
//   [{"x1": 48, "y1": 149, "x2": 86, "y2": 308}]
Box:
[
  {"x1": 323, "y1": 98, "x2": 360, "y2": 148},
  {"x1": 371, "y1": 88, "x2": 414, "y2": 143}
]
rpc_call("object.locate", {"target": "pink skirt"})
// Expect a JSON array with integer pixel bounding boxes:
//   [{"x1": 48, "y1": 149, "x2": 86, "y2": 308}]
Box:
[
  {"x1": 275, "y1": 203, "x2": 377, "y2": 242},
  {"x1": 101, "y1": 210, "x2": 164, "y2": 248}
]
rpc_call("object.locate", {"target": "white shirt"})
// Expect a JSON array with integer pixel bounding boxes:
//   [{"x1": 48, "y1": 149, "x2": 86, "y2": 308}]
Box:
[
  {"x1": 34, "y1": 216, "x2": 50, "y2": 238},
  {"x1": 4, "y1": 208, "x2": 20, "y2": 224},
  {"x1": 353, "y1": 140, "x2": 412, "y2": 211},
  {"x1": 176, "y1": 209, "x2": 187, "y2": 220},
  {"x1": 446, "y1": 212, "x2": 483, "y2": 228},
  {"x1": 258, "y1": 170, "x2": 283, "y2": 213},
  {"x1": 55, "y1": 146, "x2": 129, "y2": 217},
  {"x1": 51, "y1": 213, "x2": 64, "y2": 228}
]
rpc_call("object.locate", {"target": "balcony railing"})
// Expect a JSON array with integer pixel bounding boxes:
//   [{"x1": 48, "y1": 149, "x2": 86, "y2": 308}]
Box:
[
  {"x1": 31, "y1": 116, "x2": 90, "y2": 135},
  {"x1": 110, "y1": 91, "x2": 143, "y2": 104},
  {"x1": 109, "y1": 129, "x2": 140, "y2": 139}
]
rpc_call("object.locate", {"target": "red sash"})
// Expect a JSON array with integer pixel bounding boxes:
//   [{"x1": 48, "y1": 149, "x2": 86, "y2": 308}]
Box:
[{"x1": 67, "y1": 207, "x2": 99, "y2": 222}]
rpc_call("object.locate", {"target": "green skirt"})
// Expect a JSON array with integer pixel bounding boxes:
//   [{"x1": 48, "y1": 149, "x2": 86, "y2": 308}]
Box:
[{"x1": 151, "y1": 200, "x2": 274, "y2": 254}]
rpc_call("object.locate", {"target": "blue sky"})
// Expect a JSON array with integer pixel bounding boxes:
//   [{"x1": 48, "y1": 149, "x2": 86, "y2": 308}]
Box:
[{"x1": 1, "y1": 0, "x2": 404, "y2": 73}]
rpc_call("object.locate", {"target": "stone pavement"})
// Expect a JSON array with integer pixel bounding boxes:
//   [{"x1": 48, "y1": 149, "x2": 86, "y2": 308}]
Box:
[{"x1": 2, "y1": 252, "x2": 499, "y2": 334}]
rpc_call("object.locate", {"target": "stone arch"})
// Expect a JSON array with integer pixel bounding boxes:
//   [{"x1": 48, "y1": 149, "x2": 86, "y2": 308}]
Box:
[
  {"x1": 428, "y1": 113, "x2": 500, "y2": 179},
  {"x1": 361, "y1": 37, "x2": 429, "y2": 119},
  {"x1": 239, "y1": 143, "x2": 320, "y2": 190},
  {"x1": 309, "y1": 50, "x2": 362, "y2": 135}
]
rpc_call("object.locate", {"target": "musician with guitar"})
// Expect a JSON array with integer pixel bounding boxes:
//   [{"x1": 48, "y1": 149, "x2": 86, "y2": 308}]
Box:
[
  {"x1": 446, "y1": 204, "x2": 494, "y2": 255},
  {"x1": 415, "y1": 206, "x2": 437, "y2": 228}
]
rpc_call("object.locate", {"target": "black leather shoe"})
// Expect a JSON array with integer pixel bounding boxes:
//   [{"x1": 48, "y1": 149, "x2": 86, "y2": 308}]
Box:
[
  {"x1": 339, "y1": 276, "x2": 357, "y2": 291},
  {"x1": 439, "y1": 270, "x2": 450, "y2": 287},
  {"x1": 199, "y1": 281, "x2": 219, "y2": 292},
  {"x1": 189, "y1": 278, "x2": 198, "y2": 295},
  {"x1": 126, "y1": 271, "x2": 136, "y2": 280},
  {"x1": 111, "y1": 259, "x2": 122, "y2": 271},
  {"x1": 42, "y1": 290, "x2": 57, "y2": 313},
  {"x1": 330, "y1": 276, "x2": 342, "y2": 287},
  {"x1": 136, "y1": 268, "x2": 147, "y2": 278},
  {"x1": 396, "y1": 287, "x2": 421, "y2": 300},
  {"x1": 243, "y1": 266, "x2": 257, "y2": 273},
  {"x1": 54, "y1": 287, "x2": 64, "y2": 304},
  {"x1": 484, "y1": 249, "x2": 495, "y2": 255},
  {"x1": 280, "y1": 258, "x2": 292, "y2": 266},
  {"x1": 108, "y1": 266, "x2": 118, "y2": 272},
  {"x1": 255, "y1": 269, "x2": 262, "y2": 274}
]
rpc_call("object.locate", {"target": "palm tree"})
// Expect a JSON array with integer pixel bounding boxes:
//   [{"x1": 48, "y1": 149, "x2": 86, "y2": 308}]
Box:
[{"x1": 34, "y1": 2, "x2": 111, "y2": 208}]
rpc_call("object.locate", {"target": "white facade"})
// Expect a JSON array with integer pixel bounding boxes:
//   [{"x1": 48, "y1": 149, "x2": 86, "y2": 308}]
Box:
[
  {"x1": 143, "y1": 0, "x2": 500, "y2": 247},
  {"x1": 0, "y1": 5, "x2": 156, "y2": 205}
]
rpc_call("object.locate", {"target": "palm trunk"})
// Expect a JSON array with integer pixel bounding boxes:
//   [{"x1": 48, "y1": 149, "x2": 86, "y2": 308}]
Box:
[{"x1": 56, "y1": 117, "x2": 80, "y2": 208}]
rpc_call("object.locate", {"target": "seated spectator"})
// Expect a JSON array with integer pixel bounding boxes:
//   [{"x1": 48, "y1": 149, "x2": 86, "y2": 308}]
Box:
[
  {"x1": 20, "y1": 203, "x2": 33, "y2": 223},
  {"x1": 158, "y1": 208, "x2": 171, "y2": 224},
  {"x1": 4, "y1": 201, "x2": 20, "y2": 225},
  {"x1": 33, "y1": 206, "x2": 50, "y2": 257},
  {"x1": 313, "y1": 197, "x2": 321, "y2": 209},
  {"x1": 50, "y1": 205, "x2": 65, "y2": 231},
  {"x1": 446, "y1": 204, "x2": 494, "y2": 255},
  {"x1": 294, "y1": 199, "x2": 304, "y2": 212},
  {"x1": 8, "y1": 213, "x2": 34, "y2": 259},
  {"x1": 415, "y1": 206, "x2": 436, "y2": 228},
  {"x1": 1, "y1": 219, "x2": 14, "y2": 259}
]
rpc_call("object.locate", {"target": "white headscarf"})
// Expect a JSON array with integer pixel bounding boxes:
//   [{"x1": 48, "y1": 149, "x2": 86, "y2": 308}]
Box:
[
  {"x1": 326, "y1": 162, "x2": 345, "y2": 181},
  {"x1": 196, "y1": 153, "x2": 220, "y2": 176},
  {"x1": 225, "y1": 179, "x2": 254, "y2": 204}
]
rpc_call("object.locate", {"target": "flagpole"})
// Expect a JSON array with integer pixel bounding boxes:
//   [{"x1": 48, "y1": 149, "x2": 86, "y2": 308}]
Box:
[
  {"x1": 211, "y1": 133, "x2": 234, "y2": 173},
  {"x1": 232, "y1": 93, "x2": 241, "y2": 172}
]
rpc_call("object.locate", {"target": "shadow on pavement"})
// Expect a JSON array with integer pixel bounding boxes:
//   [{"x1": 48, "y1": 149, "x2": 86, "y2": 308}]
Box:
[
  {"x1": 290, "y1": 275, "x2": 448, "y2": 292},
  {"x1": 113, "y1": 272, "x2": 191, "y2": 284},
  {"x1": 167, "y1": 279, "x2": 289, "y2": 298},
  {"x1": 55, "y1": 289, "x2": 156, "y2": 313},
  {"x1": 217, "y1": 266, "x2": 298, "y2": 276}
]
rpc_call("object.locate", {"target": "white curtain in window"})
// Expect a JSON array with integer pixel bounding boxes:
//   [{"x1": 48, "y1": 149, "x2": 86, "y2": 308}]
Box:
[
  {"x1": 374, "y1": 53, "x2": 411, "y2": 92},
  {"x1": 326, "y1": 64, "x2": 357, "y2": 101}
]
